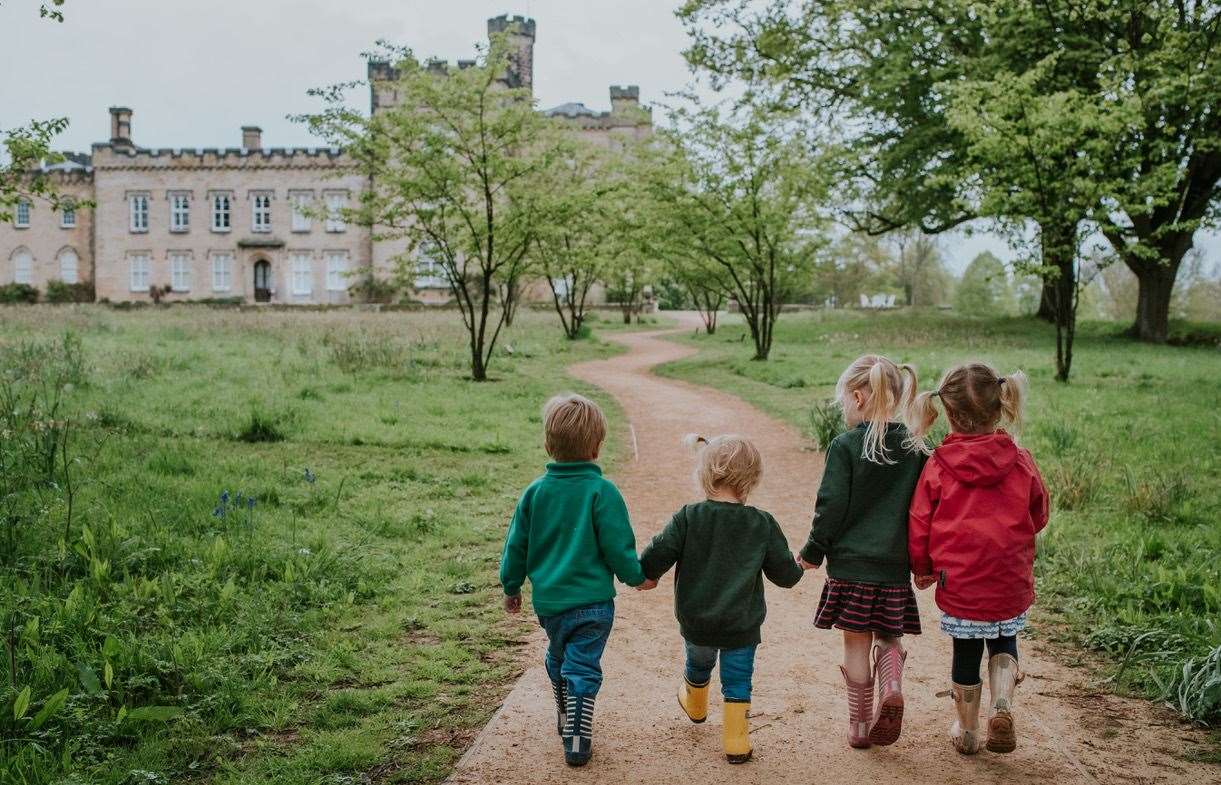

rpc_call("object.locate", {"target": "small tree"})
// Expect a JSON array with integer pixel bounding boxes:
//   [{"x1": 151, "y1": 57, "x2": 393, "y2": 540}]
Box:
[
  {"x1": 955, "y1": 252, "x2": 1010, "y2": 316},
  {"x1": 643, "y1": 103, "x2": 829, "y2": 359},
  {"x1": 300, "y1": 36, "x2": 557, "y2": 381}
]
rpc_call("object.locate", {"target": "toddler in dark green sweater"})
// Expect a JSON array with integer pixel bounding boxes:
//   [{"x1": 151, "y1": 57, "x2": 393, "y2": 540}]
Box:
[
  {"x1": 640, "y1": 433, "x2": 803, "y2": 764},
  {"x1": 499, "y1": 393, "x2": 646, "y2": 767}
]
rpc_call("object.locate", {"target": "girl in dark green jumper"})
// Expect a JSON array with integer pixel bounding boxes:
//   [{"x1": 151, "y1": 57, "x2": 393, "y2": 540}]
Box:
[{"x1": 797, "y1": 355, "x2": 928, "y2": 749}]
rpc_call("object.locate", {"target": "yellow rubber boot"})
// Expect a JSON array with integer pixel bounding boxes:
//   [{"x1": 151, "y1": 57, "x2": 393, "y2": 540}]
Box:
[
  {"x1": 678, "y1": 679, "x2": 709, "y2": 723},
  {"x1": 722, "y1": 702, "x2": 753, "y2": 764}
]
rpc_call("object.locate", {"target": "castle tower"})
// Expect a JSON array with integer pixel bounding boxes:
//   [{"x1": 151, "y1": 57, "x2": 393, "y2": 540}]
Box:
[{"x1": 487, "y1": 14, "x2": 536, "y2": 92}]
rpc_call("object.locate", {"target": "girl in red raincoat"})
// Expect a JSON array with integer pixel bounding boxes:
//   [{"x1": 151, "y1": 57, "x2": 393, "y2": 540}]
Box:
[{"x1": 906, "y1": 362, "x2": 1049, "y2": 757}]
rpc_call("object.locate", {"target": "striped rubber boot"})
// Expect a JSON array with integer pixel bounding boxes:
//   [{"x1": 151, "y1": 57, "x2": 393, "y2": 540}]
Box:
[
  {"x1": 868, "y1": 644, "x2": 907, "y2": 745},
  {"x1": 840, "y1": 666, "x2": 874, "y2": 749},
  {"x1": 550, "y1": 677, "x2": 566, "y2": 736},
  {"x1": 562, "y1": 694, "x2": 594, "y2": 767}
]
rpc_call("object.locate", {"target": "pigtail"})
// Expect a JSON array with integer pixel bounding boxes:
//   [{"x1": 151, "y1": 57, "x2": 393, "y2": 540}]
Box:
[
  {"x1": 905, "y1": 389, "x2": 940, "y2": 441},
  {"x1": 898, "y1": 364, "x2": 932, "y2": 454},
  {"x1": 683, "y1": 433, "x2": 708, "y2": 450},
  {"x1": 860, "y1": 361, "x2": 897, "y2": 464},
  {"x1": 997, "y1": 370, "x2": 1028, "y2": 436}
]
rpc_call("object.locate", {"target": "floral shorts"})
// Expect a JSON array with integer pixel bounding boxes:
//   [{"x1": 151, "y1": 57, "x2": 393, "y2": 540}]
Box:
[{"x1": 940, "y1": 612, "x2": 1027, "y2": 639}]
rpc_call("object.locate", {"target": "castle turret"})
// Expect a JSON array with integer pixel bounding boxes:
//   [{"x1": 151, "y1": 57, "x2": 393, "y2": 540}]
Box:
[{"x1": 487, "y1": 14, "x2": 535, "y2": 92}]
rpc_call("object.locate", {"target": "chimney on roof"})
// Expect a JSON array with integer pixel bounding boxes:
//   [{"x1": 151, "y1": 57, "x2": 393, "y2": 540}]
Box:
[
  {"x1": 610, "y1": 86, "x2": 640, "y2": 115},
  {"x1": 109, "y1": 106, "x2": 133, "y2": 146},
  {"x1": 242, "y1": 126, "x2": 262, "y2": 151}
]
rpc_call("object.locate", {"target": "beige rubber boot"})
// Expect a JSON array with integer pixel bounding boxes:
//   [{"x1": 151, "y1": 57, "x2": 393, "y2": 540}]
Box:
[
  {"x1": 986, "y1": 653, "x2": 1022, "y2": 753},
  {"x1": 948, "y1": 682, "x2": 983, "y2": 754},
  {"x1": 722, "y1": 702, "x2": 753, "y2": 763}
]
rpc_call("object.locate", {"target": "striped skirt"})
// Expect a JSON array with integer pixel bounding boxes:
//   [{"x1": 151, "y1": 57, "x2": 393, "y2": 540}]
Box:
[{"x1": 814, "y1": 578, "x2": 922, "y2": 636}]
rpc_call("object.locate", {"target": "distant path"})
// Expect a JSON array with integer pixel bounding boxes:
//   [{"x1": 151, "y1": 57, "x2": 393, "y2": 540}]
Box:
[{"x1": 447, "y1": 312, "x2": 1213, "y2": 785}]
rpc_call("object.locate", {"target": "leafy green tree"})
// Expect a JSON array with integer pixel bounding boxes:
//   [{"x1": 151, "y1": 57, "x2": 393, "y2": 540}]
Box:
[
  {"x1": 890, "y1": 230, "x2": 952, "y2": 306},
  {"x1": 955, "y1": 252, "x2": 1010, "y2": 316},
  {"x1": 300, "y1": 37, "x2": 558, "y2": 381},
  {"x1": 641, "y1": 103, "x2": 830, "y2": 359}
]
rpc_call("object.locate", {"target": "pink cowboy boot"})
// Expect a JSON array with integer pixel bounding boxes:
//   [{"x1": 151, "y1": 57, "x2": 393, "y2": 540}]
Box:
[{"x1": 869, "y1": 644, "x2": 907, "y2": 745}]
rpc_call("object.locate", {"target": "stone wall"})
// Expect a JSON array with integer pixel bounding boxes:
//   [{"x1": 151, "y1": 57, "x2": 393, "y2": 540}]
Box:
[{"x1": 0, "y1": 173, "x2": 94, "y2": 292}]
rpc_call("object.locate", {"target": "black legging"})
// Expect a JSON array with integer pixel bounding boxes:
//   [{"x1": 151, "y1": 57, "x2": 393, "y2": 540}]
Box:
[{"x1": 951, "y1": 636, "x2": 1018, "y2": 685}]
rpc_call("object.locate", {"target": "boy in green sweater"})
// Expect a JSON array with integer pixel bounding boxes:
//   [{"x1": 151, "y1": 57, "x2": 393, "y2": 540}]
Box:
[
  {"x1": 499, "y1": 393, "x2": 647, "y2": 768},
  {"x1": 639, "y1": 434, "x2": 803, "y2": 764}
]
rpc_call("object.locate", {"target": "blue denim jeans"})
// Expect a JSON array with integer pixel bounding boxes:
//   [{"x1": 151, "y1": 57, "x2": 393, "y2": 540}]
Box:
[
  {"x1": 538, "y1": 600, "x2": 615, "y2": 698},
  {"x1": 684, "y1": 641, "x2": 758, "y2": 703}
]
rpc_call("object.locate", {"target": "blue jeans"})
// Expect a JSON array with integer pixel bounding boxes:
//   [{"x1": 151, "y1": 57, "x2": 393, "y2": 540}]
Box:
[
  {"x1": 684, "y1": 641, "x2": 758, "y2": 703},
  {"x1": 538, "y1": 600, "x2": 615, "y2": 698}
]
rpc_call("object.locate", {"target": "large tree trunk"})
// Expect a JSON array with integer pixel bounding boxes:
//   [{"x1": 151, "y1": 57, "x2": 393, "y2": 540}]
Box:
[
  {"x1": 1036, "y1": 279, "x2": 1058, "y2": 323},
  {"x1": 1128, "y1": 262, "x2": 1179, "y2": 343}
]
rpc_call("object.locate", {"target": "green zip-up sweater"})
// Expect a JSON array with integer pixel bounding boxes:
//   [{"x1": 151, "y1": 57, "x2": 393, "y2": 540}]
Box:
[
  {"x1": 640, "y1": 500, "x2": 803, "y2": 650},
  {"x1": 799, "y1": 423, "x2": 927, "y2": 584},
  {"x1": 499, "y1": 462, "x2": 646, "y2": 617}
]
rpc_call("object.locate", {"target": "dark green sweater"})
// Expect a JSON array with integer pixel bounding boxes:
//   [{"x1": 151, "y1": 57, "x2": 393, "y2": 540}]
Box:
[
  {"x1": 500, "y1": 462, "x2": 646, "y2": 617},
  {"x1": 640, "y1": 500, "x2": 803, "y2": 650},
  {"x1": 799, "y1": 423, "x2": 927, "y2": 585}
]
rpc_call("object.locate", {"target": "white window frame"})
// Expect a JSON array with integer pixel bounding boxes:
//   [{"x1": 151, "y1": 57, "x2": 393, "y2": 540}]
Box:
[
  {"x1": 169, "y1": 252, "x2": 192, "y2": 292},
  {"x1": 415, "y1": 245, "x2": 448, "y2": 289},
  {"x1": 13, "y1": 250, "x2": 33, "y2": 285},
  {"x1": 290, "y1": 252, "x2": 313, "y2": 296},
  {"x1": 14, "y1": 200, "x2": 30, "y2": 228},
  {"x1": 60, "y1": 204, "x2": 76, "y2": 229},
  {"x1": 290, "y1": 191, "x2": 312, "y2": 232},
  {"x1": 129, "y1": 193, "x2": 149, "y2": 233},
  {"x1": 210, "y1": 192, "x2": 232, "y2": 233},
  {"x1": 324, "y1": 191, "x2": 348, "y2": 233},
  {"x1": 170, "y1": 192, "x2": 191, "y2": 233},
  {"x1": 211, "y1": 253, "x2": 233, "y2": 293},
  {"x1": 58, "y1": 248, "x2": 79, "y2": 284},
  {"x1": 252, "y1": 192, "x2": 272, "y2": 233},
  {"x1": 325, "y1": 251, "x2": 349, "y2": 291},
  {"x1": 128, "y1": 253, "x2": 151, "y2": 292}
]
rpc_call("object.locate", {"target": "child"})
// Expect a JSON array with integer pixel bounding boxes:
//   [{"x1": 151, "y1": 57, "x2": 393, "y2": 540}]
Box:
[
  {"x1": 797, "y1": 354, "x2": 927, "y2": 749},
  {"x1": 906, "y1": 363, "x2": 1049, "y2": 755},
  {"x1": 499, "y1": 393, "x2": 648, "y2": 767},
  {"x1": 639, "y1": 434, "x2": 803, "y2": 764}
]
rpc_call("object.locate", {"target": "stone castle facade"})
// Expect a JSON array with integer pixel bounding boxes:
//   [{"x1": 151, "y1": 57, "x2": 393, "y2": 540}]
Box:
[{"x1": 0, "y1": 15, "x2": 651, "y2": 305}]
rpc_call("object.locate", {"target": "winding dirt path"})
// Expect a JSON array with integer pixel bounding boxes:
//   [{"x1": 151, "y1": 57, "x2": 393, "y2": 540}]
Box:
[{"x1": 448, "y1": 314, "x2": 1214, "y2": 785}]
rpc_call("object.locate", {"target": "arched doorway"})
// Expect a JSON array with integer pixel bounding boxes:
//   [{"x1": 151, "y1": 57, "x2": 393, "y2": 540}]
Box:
[{"x1": 253, "y1": 259, "x2": 272, "y2": 302}]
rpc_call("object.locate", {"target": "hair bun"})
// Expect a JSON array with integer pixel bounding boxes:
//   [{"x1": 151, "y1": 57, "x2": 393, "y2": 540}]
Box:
[{"x1": 682, "y1": 433, "x2": 708, "y2": 450}]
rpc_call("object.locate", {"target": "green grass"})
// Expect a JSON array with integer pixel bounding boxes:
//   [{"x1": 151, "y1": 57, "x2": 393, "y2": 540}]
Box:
[
  {"x1": 657, "y1": 308, "x2": 1221, "y2": 725},
  {"x1": 0, "y1": 306, "x2": 625, "y2": 785}
]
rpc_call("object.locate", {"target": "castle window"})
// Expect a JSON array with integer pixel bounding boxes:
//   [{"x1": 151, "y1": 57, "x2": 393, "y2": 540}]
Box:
[
  {"x1": 14, "y1": 200, "x2": 30, "y2": 228},
  {"x1": 290, "y1": 191, "x2": 312, "y2": 232},
  {"x1": 211, "y1": 193, "x2": 232, "y2": 232},
  {"x1": 61, "y1": 204, "x2": 76, "y2": 229},
  {"x1": 128, "y1": 253, "x2": 150, "y2": 292},
  {"x1": 252, "y1": 193, "x2": 272, "y2": 233},
  {"x1": 58, "y1": 248, "x2": 79, "y2": 284},
  {"x1": 211, "y1": 253, "x2": 233, "y2": 292},
  {"x1": 291, "y1": 252, "x2": 313, "y2": 296},
  {"x1": 129, "y1": 194, "x2": 149, "y2": 233},
  {"x1": 325, "y1": 251, "x2": 349, "y2": 291},
  {"x1": 170, "y1": 193, "x2": 190, "y2": 232},
  {"x1": 12, "y1": 250, "x2": 33, "y2": 284},
  {"x1": 324, "y1": 191, "x2": 348, "y2": 233},
  {"x1": 170, "y1": 252, "x2": 192, "y2": 292}
]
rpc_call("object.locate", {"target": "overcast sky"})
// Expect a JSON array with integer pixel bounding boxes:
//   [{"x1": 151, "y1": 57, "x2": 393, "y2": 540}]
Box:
[{"x1": 2, "y1": 0, "x2": 1215, "y2": 275}]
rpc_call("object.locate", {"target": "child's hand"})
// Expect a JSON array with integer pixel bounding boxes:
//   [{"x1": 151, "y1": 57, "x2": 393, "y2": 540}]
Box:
[
  {"x1": 913, "y1": 574, "x2": 936, "y2": 590},
  {"x1": 796, "y1": 554, "x2": 818, "y2": 571},
  {"x1": 636, "y1": 578, "x2": 658, "y2": 591},
  {"x1": 503, "y1": 594, "x2": 522, "y2": 614}
]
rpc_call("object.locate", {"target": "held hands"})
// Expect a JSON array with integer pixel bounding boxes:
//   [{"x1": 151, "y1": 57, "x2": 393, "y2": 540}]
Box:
[
  {"x1": 636, "y1": 578, "x2": 659, "y2": 591},
  {"x1": 503, "y1": 593, "x2": 522, "y2": 614},
  {"x1": 795, "y1": 553, "x2": 818, "y2": 571},
  {"x1": 913, "y1": 574, "x2": 936, "y2": 590}
]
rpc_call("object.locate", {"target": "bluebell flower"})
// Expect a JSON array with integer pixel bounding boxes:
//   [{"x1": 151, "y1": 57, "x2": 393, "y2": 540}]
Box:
[
  {"x1": 220, "y1": 490, "x2": 230, "y2": 505},
  {"x1": 212, "y1": 506, "x2": 225, "y2": 518},
  {"x1": 247, "y1": 497, "x2": 256, "y2": 510},
  {"x1": 303, "y1": 468, "x2": 316, "y2": 485}
]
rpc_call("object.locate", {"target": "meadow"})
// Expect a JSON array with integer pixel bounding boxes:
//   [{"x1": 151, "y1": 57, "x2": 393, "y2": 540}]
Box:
[
  {"x1": 659, "y1": 310, "x2": 1221, "y2": 732},
  {"x1": 0, "y1": 305, "x2": 632, "y2": 785}
]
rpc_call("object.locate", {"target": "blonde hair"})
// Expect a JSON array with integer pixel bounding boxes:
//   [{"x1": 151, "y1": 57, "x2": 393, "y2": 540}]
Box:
[
  {"x1": 906, "y1": 362, "x2": 1027, "y2": 439},
  {"x1": 684, "y1": 433, "x2": 763, "y2": 501},
  {"x1": 835, "y1": 354, "x2": 921, "y2": 463},
  {"x1": 543, "y1": 393, "x2": 607, "y2": 461}
]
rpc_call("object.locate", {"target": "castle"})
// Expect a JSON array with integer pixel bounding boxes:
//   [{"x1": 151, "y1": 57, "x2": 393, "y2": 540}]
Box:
[{"x1": 0, "y1": 15, "x2": 652, "y2": 305}]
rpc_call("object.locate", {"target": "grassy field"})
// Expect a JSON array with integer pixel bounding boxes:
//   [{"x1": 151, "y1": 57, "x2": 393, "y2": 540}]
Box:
[
  {"x1": 658, "y1": 310, "x2": 1221, "y2": 729},
  {"x1": 0, "y1": 305, "x2": 631, "y2": 785}
]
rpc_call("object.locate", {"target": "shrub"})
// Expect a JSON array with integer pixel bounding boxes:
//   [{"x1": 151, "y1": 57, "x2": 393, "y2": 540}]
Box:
[
  {"x1": 44, "y1": 279, "x2": 95, "y2": 304},
  {"x1": 235, "y1": 408, "x2": 287, "y2": 443},
  {"x1": 0, "y1": 283, "x2": 39, "y2": 304},
  {"x1": 808, "y1": 399, "x2": 843, "y2": 452}
]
